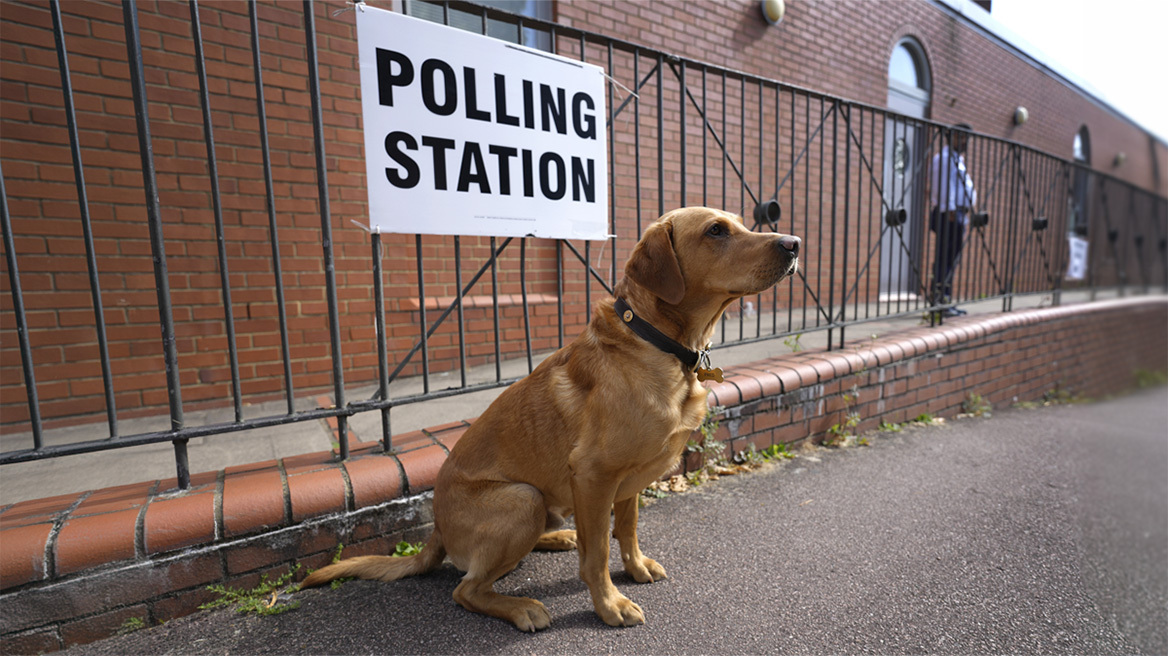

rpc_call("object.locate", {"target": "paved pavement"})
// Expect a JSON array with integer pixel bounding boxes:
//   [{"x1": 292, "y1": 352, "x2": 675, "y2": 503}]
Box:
[{"x1": 63, "y1": 385, "x2": 1167, "y2": 655}]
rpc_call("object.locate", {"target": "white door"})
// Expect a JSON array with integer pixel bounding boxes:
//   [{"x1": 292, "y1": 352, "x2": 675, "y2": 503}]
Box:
[{"x1": 880, "y1": 41, "x2": 931, "y2": 301}]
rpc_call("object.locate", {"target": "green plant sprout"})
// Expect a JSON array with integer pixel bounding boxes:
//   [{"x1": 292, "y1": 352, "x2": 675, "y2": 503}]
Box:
[{"x1": 200, "y1": 564, "x2": 302, "y2": 616}]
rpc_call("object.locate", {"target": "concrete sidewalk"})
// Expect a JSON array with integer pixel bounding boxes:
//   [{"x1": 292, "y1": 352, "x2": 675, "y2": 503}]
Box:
[
  {"x1": 0, "y1": 292, "x2": 1099, "y2": 506},
  {"x1": 60, "y1": 386, "x2": 1168, "y2": 655}
]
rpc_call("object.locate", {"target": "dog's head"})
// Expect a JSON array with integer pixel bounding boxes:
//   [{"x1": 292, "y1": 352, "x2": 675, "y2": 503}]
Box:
[{"x1": 624, "y1": 206, "x2": 800, "y2": 307}]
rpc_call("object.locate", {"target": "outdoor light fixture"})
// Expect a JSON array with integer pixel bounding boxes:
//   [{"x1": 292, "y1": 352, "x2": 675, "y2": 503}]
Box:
[
  {"x1": 761, "y1": 0, "x2": 785, "y2": 25},
  {"x1": 971, "y1": 211, "x2": 990, "y2": 228},
  {"x1": 1032, "y1": 216, "x2": 1048, "y2": 231},
  {"x1": 1013, "y1": 106, "x2": 1029, "y2": 125},
  {"x1": 1114, "y1": 152, "x2": 1127, "y2": 167}
]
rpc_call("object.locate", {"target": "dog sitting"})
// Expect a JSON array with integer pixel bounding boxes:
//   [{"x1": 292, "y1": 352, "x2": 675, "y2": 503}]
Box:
[{"x1": 301, "y1": 207, "x2": 800, "y2": 631}]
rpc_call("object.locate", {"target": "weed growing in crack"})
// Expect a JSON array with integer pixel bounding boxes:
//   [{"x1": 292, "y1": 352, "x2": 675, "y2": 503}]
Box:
[
  {"x1": 732, "y1": 442, "x2": 798, "y2": 468},
  {"x1": 759, "y1": 443, "x2": 795, "y2": 460},
  {"x1": 393, "y1": 540, "x2": 425, "y2": 557},
  {"x1": 823, "y1": 337, "x2": 879, "y2": 448},
  {"x1": 200, "y1": 564, "x2": 302, "y2": 616},
  {"x1": 643, "y1": 415, "x2": 799, "y2": 504},
  {"x1": 117, "y1": 617, "x2": 146, "y2": 636},
  {"x1": 911, "y1": 412, "x2": 943, "y2": 426},
  {"x1": 783, "y1": 333, "x2": 804, "y2": 353},
  {"x1": 959, "y1": 392, "x2": 992, "y2": 418},
  {"x1": 1013, "y1": 381, "x2": 1089, "y2": 409},
  {"x1": 824, "y1": 384, "x2": 862, "y2": 447},
  {"x1": 322, "y1": 543, "x2": 353, "y2": 590},
  {"x1": 1134, "y1": 368, "x2": 1167, "y2": 388},
  {"x1": 684, "y1": 406, "x2": 729, "y2": 485}
]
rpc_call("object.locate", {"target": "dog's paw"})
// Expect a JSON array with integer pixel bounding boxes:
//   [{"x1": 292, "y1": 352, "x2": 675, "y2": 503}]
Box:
[
  {"x1": 624, "y1": 555, "x2": 668, "y2": 583},
  {"x1": 509, "y1": 598, "x2": 551, "y2": 632},
  {"x1": 596, "y1": 594, "x2": 645, "y2": 627},
  {"x1": 534, "y1": 529, "x2": 577, "y2": 551}
]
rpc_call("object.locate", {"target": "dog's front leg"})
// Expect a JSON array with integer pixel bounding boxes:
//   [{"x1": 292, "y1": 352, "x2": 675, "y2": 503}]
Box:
[
  {"x1": 570, "y1": 470, "x2": 645, "y2": 627},
  {"x1": 613, "y1": 495, "x2": 667, "y2": 583}
]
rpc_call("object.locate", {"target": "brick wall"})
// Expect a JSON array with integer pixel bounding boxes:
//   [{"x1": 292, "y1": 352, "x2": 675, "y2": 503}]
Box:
[
  {"x1": 706, "y1": 298, "x2": 1168, "y2": 461},
  {"x1": 556, "y1": 0, "x2": 1168, "y2": 193},
  {"x1": 1, "y1": 297, "x2": 1163, "y2": 653},
  {"x1": 0, "y1": 0, "x2": 588, "y2": 429},
  {"x1": 1, "y1": 0, "x2": 1164, "y2": 430}
]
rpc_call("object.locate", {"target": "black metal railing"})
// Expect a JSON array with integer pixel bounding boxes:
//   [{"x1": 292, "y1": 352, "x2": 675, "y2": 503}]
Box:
[{"x1": 1, "y1": 0, "x2": 1165, "y2": 489}]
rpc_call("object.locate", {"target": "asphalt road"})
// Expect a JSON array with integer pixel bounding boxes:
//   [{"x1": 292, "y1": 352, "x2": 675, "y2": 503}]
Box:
[{"x1": 64, "y1": 387, "x2": 1168, "y2": 655}]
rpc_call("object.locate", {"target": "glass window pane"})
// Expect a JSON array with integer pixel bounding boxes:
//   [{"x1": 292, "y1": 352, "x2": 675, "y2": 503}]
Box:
[
  {"x1": 1074, "y1": 127, "x2": 1090, "y2": 163},
  {"x1": 405, "y1": 0, "x2": 550, "y2": 51},
  {"x1": 888, "y1": 44, "x2": 919, "y2": 88},
  {"x1": 406, "y1": 0, "x2": 447, "y2": 25}
]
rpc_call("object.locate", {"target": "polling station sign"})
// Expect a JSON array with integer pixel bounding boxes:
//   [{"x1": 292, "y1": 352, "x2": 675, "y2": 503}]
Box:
[{"x1": 356, "y1": 6, "x2": 609, "y2": 240}]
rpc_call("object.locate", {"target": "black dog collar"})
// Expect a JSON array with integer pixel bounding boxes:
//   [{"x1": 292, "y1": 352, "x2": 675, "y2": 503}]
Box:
[{"x1": 614, "y1": 298, "x2": 723, "y2": 382}]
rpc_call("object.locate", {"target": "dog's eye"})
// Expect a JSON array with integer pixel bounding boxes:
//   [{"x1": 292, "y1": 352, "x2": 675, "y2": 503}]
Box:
[{"x1": 707, "y1": 223, "x2": 724, "y2": 237}]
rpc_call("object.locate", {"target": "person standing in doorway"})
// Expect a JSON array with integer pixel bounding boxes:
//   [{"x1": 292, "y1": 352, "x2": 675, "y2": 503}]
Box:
[{"x1": 928, "y1": 122, "x2": 977, "y2": 317}]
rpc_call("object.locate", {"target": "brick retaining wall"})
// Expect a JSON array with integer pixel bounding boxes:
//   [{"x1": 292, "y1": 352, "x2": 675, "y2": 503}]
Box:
[{"x1": 1, "y1": 296, "x2": 1165, "y2": 653}]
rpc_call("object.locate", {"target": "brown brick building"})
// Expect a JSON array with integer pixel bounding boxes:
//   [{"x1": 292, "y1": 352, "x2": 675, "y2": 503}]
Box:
[
  {"x1": 558, "y1": 0, "x2": 1165, "y2": 192},
  {"x1": 1, "y1": 0, "x2": 1165, "y2": 431}
]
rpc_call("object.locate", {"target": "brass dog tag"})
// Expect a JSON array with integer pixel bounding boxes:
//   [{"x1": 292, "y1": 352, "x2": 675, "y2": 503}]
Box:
[
  {"x1": 695, "y1": 346, "x2": 722, "y2": 383},
  {"x1": 696, "y1": 367, "x2": 723, "y2": 383}
]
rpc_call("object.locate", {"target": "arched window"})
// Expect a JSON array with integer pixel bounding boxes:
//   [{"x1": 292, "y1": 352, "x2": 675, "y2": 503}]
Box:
[{"x1": 887, "y1": 38, "x2": 931, "y2": 109}]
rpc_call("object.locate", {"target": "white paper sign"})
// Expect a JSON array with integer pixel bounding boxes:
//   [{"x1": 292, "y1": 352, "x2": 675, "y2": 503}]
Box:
[
  {"x1": 1066, "y1": 235, "x2": 1089, "y2": 280},
  {"x1": 356, "y1": 6, "x2": 609, "y2": 240}
]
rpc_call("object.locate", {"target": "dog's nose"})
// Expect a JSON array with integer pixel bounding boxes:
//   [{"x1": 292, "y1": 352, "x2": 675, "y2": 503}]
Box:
[{"x1": 778, "y1": 235, "x2": 800, "y2": 256}]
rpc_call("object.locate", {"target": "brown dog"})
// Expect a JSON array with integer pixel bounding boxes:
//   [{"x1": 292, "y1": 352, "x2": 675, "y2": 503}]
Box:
[{"x1": 301, "y1": 207, "x2": 800, "y2": 630}]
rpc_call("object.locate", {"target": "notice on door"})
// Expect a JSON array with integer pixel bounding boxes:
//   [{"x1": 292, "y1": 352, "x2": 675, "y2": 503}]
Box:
[
  {"x1": 356, "y1": 5, "x2": 609, "y2": 240},
  {"x1": 1066, "y1": 235, "x2": 1088, "y2": 280}
]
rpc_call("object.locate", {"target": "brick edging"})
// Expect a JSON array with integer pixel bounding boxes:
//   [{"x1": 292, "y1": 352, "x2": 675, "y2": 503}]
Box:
[
  {"x1": 696, "y1": 297, "x2": 1166, "y2": 460},
  {"x1": 704, "y1": 297, "x2": 1157, "y2": 408},
  {"x1": 2, "y1": 296, "x2": 1165, "y2": 653},
  {"x1": 0, "y1": 416, "x2": 470, "y2": 588}
]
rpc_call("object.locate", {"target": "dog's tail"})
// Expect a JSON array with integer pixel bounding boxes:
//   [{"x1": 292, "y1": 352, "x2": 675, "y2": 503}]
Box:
[{"x1": 300, "y1": 529, "x2": 446, "y2": 589}]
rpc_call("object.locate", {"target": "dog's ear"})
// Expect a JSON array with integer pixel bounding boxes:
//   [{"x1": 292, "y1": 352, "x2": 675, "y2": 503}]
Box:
[{"x1": 624, "y1": 221, "x2": 685, "y2": 305}]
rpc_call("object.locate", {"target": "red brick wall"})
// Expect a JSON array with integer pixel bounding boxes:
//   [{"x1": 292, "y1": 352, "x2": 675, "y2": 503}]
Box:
[
  {"x1": 0, "y1": 0, "x2": 586, "y2": 428},
  {"x1": 1, "y1": 0, "x2": 1163, "y2": 430},
  {"x1": 706, "y1": 299, "x2": 1168, "y2": 462},
  {"x1": 556, "y1": 0, "x2": 1167, "y2": 193}
]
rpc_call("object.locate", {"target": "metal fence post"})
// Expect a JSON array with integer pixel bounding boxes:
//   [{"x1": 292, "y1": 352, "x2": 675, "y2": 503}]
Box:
[
  {"x1": 303, "y1": 0, "x2": 348, "y2": 460},
  {"x1": 122, "y1": 0, "x2": 187, "y2": 485}
]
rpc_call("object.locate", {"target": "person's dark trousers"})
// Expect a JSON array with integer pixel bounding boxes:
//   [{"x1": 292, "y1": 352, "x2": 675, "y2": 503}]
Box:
[{"x1": 930, "y1": 207, "x2": 966, "y2": 303}]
